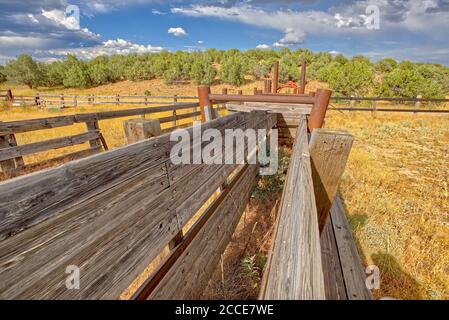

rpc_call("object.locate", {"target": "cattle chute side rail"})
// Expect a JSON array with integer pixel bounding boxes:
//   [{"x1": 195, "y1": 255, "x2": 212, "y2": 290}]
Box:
[{"x1": 0, "y1": 110, "x2": 277, "y2": 299}]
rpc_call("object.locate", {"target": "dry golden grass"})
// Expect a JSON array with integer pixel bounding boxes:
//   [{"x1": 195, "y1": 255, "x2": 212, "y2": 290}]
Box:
[
  {"x1": 326, "y1": 111, "x2": 449, "y2": 300},
  {"x1": 1, "y1": 80, "x2": 448, "y2": 300}
]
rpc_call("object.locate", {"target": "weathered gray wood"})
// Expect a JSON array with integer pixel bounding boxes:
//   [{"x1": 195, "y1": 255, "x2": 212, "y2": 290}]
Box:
[
  {"x1": 309, "y1": 129, "x2": 354, "y2": 232},
  {"x1": 320, "y1": 218, "x2": 348, "y2": 300},
  {"x1": 149, "y1": 165, "x2": 258, "y2": 299},
  {"x1": 226, "y1": 103, "x2": 311, "y2": 116},
  {"x1": 330, "y1": 194, "x2": 373, "y2": 300},
  {"x1": 85, "y1": 121, "x2": 102, "y2": 149},
  {"x1": 261, "y1": 116, "x2": 325, "y2": 300},
  {"x1": 0, "y1": 103, "x2": 199, "y2": 134},
  {"x1": 123, "y1": 118, "x2": 162, "y2": 144},
  {"x1": 24, "y1": 146, "x2": 102, "y2": 171},
  {"x1": 0, "y1": 111, "x2": 273, "y2": 299},
  {"x1": 0, "y1": 131, "x2": 101, "y2": 162},
  {"x1": 0, "y1": 163, "x2": 172, "y2": 299},
  {"x1": 0, "y1": 135, "x2": 17, "y2": 171}
]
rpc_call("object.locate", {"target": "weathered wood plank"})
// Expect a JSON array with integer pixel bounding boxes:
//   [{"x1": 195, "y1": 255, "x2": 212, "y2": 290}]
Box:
[
  {"x1": 320, "y1": 218, "x2": 348, "y2": 300},
  {"x1": 0, "y1": 131, "x2": 101, "y2": 162},
  {"x1": 0, "y1": 103, "x2": 199, "y2": 134},
  {"x1": 148, "y1": 164, "x2": 258, "y2": 299},
  {"x1": 309, "y1": 129, "x2": 353, "y2": 232},
  {"x1": 261, "y1": 116, "x2": 325, "y2": 300},
  {"x1": 0, "y1": 163, "x2": 171, "y2": 299},
  {"x1": 0, "y1": 112, "x2": 252, "y2": 240},
  {"x1": 329, "y1": 194, "x2": 373, "y2": 300}
]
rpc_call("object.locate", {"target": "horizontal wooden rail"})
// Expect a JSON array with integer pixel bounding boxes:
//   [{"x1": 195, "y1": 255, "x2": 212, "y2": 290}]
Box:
[
  {"x1": 0, "y1": 103, "x2": 199, "y2": 135},
  {"x1": 331, "y1": 107, "x2": 449, "y2": 113},
  {"x1": 332, "y1": 96, "x2": 449, "y2": 102},
  {"x1": 0, "y1": 131, "x2": 100, "y2": 162}
]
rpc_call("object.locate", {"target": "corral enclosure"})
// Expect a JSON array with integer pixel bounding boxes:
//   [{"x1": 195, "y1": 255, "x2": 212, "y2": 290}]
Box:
[{"x1": 0, "y1": 74, "x2": 447, "y2": 293}]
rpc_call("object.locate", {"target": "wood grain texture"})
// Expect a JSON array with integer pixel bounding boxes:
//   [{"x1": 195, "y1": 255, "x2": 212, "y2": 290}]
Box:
[
  {"x1": 320, "y1": 218, "x2": 348, "y2": 300},
  {"x1": 148, "y1": 165, "x2": 258, "y2": 299},
  {"x1": 0, "y1": 103, "x2": 199, "y2": 134},
  {"x1": 260, "y1": 116, "x2": 325, "y2": 300},
  {"x1": 0, "y1": 131, "x2": 101, "y2": 161},
  {"x1": 0, "y1": 111, "x2": 273, "y2": 299},
  {"x1": 329, "y1": 194, "x2": 373, "y2": 300},
  {"x1": 309, "y1": 129, "x2": 354, "y2": 232}
]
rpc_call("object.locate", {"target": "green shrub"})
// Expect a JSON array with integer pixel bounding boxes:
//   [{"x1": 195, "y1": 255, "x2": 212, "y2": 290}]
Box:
[
  {"x1": 4, "y1": 54, "x2": 44, "y2": 88},
  {"x1": 190, "y1": 59, "x2": 217, "y2": 85},
  {"x1": 219, "y1": 56, "x2": 246, "y2": 86}
]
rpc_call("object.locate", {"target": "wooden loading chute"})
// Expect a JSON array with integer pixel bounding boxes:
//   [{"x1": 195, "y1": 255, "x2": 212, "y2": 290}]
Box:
[{"x1": 0, "y1": 84, "x2": 371, "y2": 300}]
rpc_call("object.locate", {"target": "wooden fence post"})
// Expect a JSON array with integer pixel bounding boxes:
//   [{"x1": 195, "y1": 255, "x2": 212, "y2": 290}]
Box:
[
  {"x1": 172, "y1": 95, "x2": 178, "y2": 128},
  {"x1": 85, "y1": 121, "x2": 106, "y2": 152},
  {"x1": 371, "y1": 100, "x2": 377, "y2": 117},
  {"x1": 309, "y1": 129, "x2": 354, "y2": 233},
  {"x1": 308, "y1": 89, "x2": 332, "y2": 133},
  {"x1": 74, "y1": 95, "x2": 78, "y2": 107},
  {"x1": 350, "y1": 96, "x2": 355, "y2": 108},
  {"x1": 35, "y1": 93, "x2": 40, "y2": 107},
  {"x1": 0, "y1": 134, "x2": 17, "y2": 172},
  {"x1": 123, "y1": 118, "x2": 161, "y2": 145},
  {"x1": 116, "y1": 95, "x2": 120, "y2": 106},
  {"x1": 415, "y1": 95, "x2": 422, "y2": 114},
  {"x1": 60, "y1": 94, "x2": 65, "y2": 108}
]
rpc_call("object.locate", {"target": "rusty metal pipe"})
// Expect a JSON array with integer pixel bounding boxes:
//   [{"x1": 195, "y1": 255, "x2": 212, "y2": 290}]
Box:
[
  {"x1": 272, "y1": 61, "x2": 279, "y2": 94},
  {"x1": 197, "y1": 86, "x2": 213, "y2": 122},
  {"x1": 209, "y1": 93, "x2": 315, "y2": 105},
  {"x1": 299, "y1": 61, "x2": 306, "y2": 95},
  {"x1": 308, "y1": 88, "x2": 332, "y2": 132}
]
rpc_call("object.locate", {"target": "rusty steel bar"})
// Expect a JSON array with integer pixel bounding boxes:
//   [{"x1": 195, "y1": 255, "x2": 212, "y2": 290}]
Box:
[
  {"x1": 272, "y1": 61, "x2": 279, "y2": 94},
  {"x1": 198, "y1": 86, "x2": 213, "y2": 122},
  {"x1": 299, "y1": 61, "x2": 306, "y2": 95},
  {"x1": 253, "y1": 87, "x2": 258, "y2": 95},
  {"x1": 237, "y1": 90, "x2": 243, "y2": 95},
  {"x1": 267, "y1": 80, "x2": 272, "y2": 94},
  {"x1": 308, "y1": 89, "x2": 332, "y2": 132},
  {"x1": 210, "y1": 93, "x2": 315, "y2": 104},
  {"x1": 258, "y1": 92, "x2": 313, "y2": 98}
]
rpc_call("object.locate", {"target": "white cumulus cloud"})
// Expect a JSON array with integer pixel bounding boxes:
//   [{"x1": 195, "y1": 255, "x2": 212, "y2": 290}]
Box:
[
  {"x1": 256, "y1": 44, "x2": 270, "y2": 50},
  {"x1": 46, "y1": 38, "x2": 164, "y2": 60},
  {"x1": 168, "y1": 27, "x2": 187, "y2": 37}
]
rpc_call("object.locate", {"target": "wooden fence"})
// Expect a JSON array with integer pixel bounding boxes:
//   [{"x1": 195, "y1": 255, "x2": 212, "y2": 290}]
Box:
[
  {"x1": 0, "y1": 102, "x2": 206, "y2": 176},
  {"x1": 0, "y1": 111, "x2": 277, "y2": 299},
  {"x1": 6, "y1": 93, "x2": 197, "y2": 109}
]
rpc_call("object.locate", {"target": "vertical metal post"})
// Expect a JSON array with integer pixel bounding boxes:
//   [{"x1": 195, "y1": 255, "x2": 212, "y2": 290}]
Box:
[
  {"x1": 308, "y1": 89, "x2": 332, "y2": 132},
  {"x1": 299, "y1": 61, "x2": 306, "y2": 94},
  {"x1": 173, "y1": 94, "x2": 178, "y2": 127},
  {"x1": 272, "y1": 61, "x2": 279, "y2": 93},
  {"x1": 60, "y1": 94, "x2": 65, "y2": 108},
  {"x1": 198, "y1": 86, "x2": 213, "y2": 122}
]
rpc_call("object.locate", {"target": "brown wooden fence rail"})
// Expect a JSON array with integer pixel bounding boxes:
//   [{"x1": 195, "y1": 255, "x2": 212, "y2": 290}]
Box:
[
  {"x1": 0, "y1": 102, "x2": 203, "y2": 176},
  {"x1": 9, "y1": 94, "x2": 197, "y2": 108}
]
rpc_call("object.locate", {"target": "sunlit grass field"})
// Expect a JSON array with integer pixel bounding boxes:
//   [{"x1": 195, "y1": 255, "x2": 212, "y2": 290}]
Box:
[{"x1": 1, "y1": 80, "x2": 448, "y2": 299}]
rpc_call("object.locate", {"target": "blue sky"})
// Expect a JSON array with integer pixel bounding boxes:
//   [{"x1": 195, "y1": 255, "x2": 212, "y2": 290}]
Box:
[{"x1": 1, "y1": 0, "x2": 449, "y2": 65}]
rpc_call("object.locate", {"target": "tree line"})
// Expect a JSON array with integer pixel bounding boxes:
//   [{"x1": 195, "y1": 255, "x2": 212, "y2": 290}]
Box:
[{"x1": 1, "y1": 48, "x2": 448, "y2": 98}]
